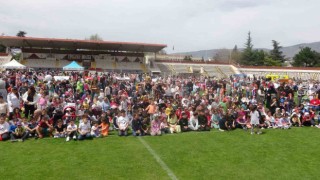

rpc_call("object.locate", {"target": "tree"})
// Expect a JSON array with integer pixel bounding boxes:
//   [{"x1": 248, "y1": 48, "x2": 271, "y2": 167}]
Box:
[
  {"x1": 270, "y1": 40, "x2": 285, "y2": 64},
  {"x1": 253, "y1": 50, "x2": 265, "y2": 65},
  {"x1": 263, "y1": 56, "x2": 282, "y2": 66},
  {"x1": 231, "y1": 45, "x2": 241, "y2": 63},
  {"x1": 16, "y1": 31, "x2": 27, "y2": 37},
  {"x1": 159, "y1": 49, "x2": 167, "y2": 55},
  {"x1": 240, "y1": 31, "x2": 256, "y2": 65},
  {"x1": 86, "y1": 34, "x2": 103, "y2": 41},
  {"x1": 292, "y1": 47, "x2": 320, "y2": 67},
  {"x1": 183, "y1": 55, "x2": 192, "y2": 61},
  {"x1": 11, "y1": 53, "x2": 22, "y2": 61},
  {"x1": 212, "y1": 49, "x2": 230, "y2": 63},
  {"x1": 0, "y1": 44, "x2": 5, "y2": 53}
]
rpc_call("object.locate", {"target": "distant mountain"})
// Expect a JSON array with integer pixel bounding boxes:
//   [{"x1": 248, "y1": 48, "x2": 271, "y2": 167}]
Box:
[
  {"x1": 281, "y1": 42, "x2": 320, "y2": 59},
  {"x1": 171, "y1": 41, "x2": 320, "y2": 60}
]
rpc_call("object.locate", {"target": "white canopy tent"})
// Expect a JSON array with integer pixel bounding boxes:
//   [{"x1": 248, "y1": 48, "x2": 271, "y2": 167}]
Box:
[{"x1": 0, "y1": 59, "x2": 26, "y2": 69}]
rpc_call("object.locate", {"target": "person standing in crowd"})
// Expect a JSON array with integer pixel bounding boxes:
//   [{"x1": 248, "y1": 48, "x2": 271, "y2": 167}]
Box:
[
  {"x1": 22, "y1": 86, "x2": 39, "y2": 118},
  {"x1": 7, "y1": 87, "x2": 20, "y2": 113},
  {"x1": 0, "y1": 79, "x2": 7, "y2": 101},
  {"x1": 145, "y1": 101, "x2": 156, "y2": 121},
  {"x1": 0, "y1": 96, "x2": 9, "y2": 116},
  {"x1": 18, "y1": 82, "x2": 28, "y2": 97},
  {"x1": 250, "y1": 105, "x2": 262, "y2": 135}
]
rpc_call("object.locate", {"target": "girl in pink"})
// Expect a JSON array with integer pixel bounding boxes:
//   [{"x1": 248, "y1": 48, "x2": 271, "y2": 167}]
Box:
[
  {"x1": 150, "y1": 117, "x2": 161, "y2": 136},
  {"x1": 38, "y1": 92, "x2": 47, "y2": 110}
]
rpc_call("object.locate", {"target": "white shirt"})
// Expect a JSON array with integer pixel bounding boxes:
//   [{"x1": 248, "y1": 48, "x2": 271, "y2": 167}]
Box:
[
  {"x1": 250, "y1": 110, "x2": 260, "y2": 125},
  {"x1": 0, "y1": 122, "x2": 10, "y2": 134},
  {"x1": 117, "y1": 116, "x2": 128, "y2": 129},
  {"x1": 7, "y1": 93, "x2": 20, "y2": 112},
  {"x1": 0, "y1": 102, "x2": 8, "y2": 114},
  {"x1": 22, "y1": 92, "x2": 40, "y2": 105},
  {"x1": 91, "y1": 125, "x2": 100, "y2": 136},
  {"x1": 104, "y1": 86, "x2": 111, "y2": 96},
  {"x1": 78, "y1": 122, "x2": 91, "y2": 133},
  {"x1": 67, "y1": 124, "x2": 78, "y2": 131},
  {"x1": 181, "y1": 98, "x2": 189, "y2": 107},
  {"x1": 189, "y1": 116, "x2": 199, "y2": 128}
]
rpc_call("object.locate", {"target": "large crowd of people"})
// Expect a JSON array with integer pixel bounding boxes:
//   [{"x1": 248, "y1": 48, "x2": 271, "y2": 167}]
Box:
[{"x1": 0, "y1": 69, "x2": 319, "y2": 142}]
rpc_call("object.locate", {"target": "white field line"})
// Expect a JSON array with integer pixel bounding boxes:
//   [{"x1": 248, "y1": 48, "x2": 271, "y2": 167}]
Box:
[{"x1": 138, "y1": 137, "x2": 178, "y2": 180}]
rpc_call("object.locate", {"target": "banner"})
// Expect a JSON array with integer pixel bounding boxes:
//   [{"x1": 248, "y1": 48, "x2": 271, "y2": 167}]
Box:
[{"x1": 54, "y1": 76, "x2": 70, "y2": 81}]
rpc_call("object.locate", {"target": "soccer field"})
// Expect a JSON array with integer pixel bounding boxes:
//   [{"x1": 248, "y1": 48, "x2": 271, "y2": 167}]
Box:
[{"x1": 1, "y1": 128, "x2": 319, "y2": 180}]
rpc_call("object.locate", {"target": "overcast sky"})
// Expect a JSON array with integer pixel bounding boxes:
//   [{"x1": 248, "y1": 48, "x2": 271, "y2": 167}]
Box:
[{"x1": 1, "y1": 0, "x2": 320, "y2": 53}]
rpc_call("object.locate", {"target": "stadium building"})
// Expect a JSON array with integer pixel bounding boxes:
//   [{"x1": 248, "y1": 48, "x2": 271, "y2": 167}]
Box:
[
  {"x1": 0, "y1": 36, "x2": 166, "y2": 73},
  {"x1": 0, "y1": 36, "x2": 320, "y2": 80}
]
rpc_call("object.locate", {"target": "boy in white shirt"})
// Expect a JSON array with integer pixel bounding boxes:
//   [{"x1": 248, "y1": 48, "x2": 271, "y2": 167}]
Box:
[
  {"x1": 78, "y1": 115, "x2": 92, "y2": 140},
  {"x1": 117, "y1": 110, "x2": 129, "y2": 136},
  {"x1": 188, "y1": 112, "x2": 199, "y2": 131},
  {"x1": 66, "y1": 119, "x2": 77, "y2": 141}
]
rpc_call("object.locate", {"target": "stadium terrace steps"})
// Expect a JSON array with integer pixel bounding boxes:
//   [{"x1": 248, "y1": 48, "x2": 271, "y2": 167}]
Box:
[
  {"x1": 20, "y1": 59, "x2": 27, "y2": 65},
  {"x1": 25, "y1": 59, "x2": 57, "y2": 68},
  {"x1": 157, "y1": 64, "x2": 172, "y2": 73},
  {"x1": 95, "y1": 59, "x2": 114, "y2": 70},
  {"x1": 59, "y1": 60, "x2": 70, "y2": 67},
  {"x1": 140, "y1": 64, "x2": 148, "y2": 73},
  {"x1": 91, "y1": 61, "x2": 97, "y2": 69},
  {"x1": 116, "y1": 62, "x2": 143, "y2": 71},
  {"x1": 55, "y1": 59, "x2": 60, "y2": 68},
  {"x1": 112, "y1": 62, "x2": 117, "y2": 69}
]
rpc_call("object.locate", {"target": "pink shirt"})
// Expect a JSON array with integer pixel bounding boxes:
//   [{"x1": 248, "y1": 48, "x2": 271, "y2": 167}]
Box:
[{"x1": 38, "y1": 97, "x2": 47, "y2": 106}]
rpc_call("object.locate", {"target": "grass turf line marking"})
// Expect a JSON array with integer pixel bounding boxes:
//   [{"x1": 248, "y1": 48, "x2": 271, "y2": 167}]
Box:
[{"x1": 138, "y1": 137, "x2": 178, "y2": 180}]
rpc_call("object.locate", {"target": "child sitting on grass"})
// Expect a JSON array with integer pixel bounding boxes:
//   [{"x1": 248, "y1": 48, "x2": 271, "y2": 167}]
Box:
[
  {"x1": 25, "y1": 117, "x2": 38, "y2": 138},
  {"x1": 117, "y1": 110, "x2": 129, "y2": 136},
  {"x1": 10, "y1": 121, "x2": 29, "y2": 142},
  {"x1": 91, "y1": 122, "x2": 101, "y2": 138},
  {"x1": 78, "y1": 115, "x2": 92, "y2": 140},
  {"x1": 150, "y1": 116, "x2": 161, "y2": 136},
  {"x1": 99, "y1": 118, "x2": 109, "y2": 137},
  {"x1": 36, "y1": 115, "x2": 53, "y2": 138},
  {"x1": 278, "y1": 113, "x2": 291, "y2": 129},
  {"x1": 66, "y1": 119, "x2": 77, "y2": 141},
  {"x1": 54, "y1": 119, "x2": 66, "y2": 138}
]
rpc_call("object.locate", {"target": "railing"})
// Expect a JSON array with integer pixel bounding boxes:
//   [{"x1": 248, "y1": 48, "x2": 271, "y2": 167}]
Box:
[{"x1": 155, "y1": 59, "x2": 230, "y2": 65}]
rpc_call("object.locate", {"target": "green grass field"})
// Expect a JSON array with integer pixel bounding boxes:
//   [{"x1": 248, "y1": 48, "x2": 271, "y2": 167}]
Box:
[{"x1": 1, "y1": 128, "x2": 319, "y2": 180}]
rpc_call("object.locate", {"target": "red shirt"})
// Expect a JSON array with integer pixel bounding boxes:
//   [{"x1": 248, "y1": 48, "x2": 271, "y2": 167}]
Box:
[
  {"x1": 310, "y1": 99, "x2": 320, "y2": 106},
  {"x1": 38, "y1": 121, "x2": 48, "y2": 128}
]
